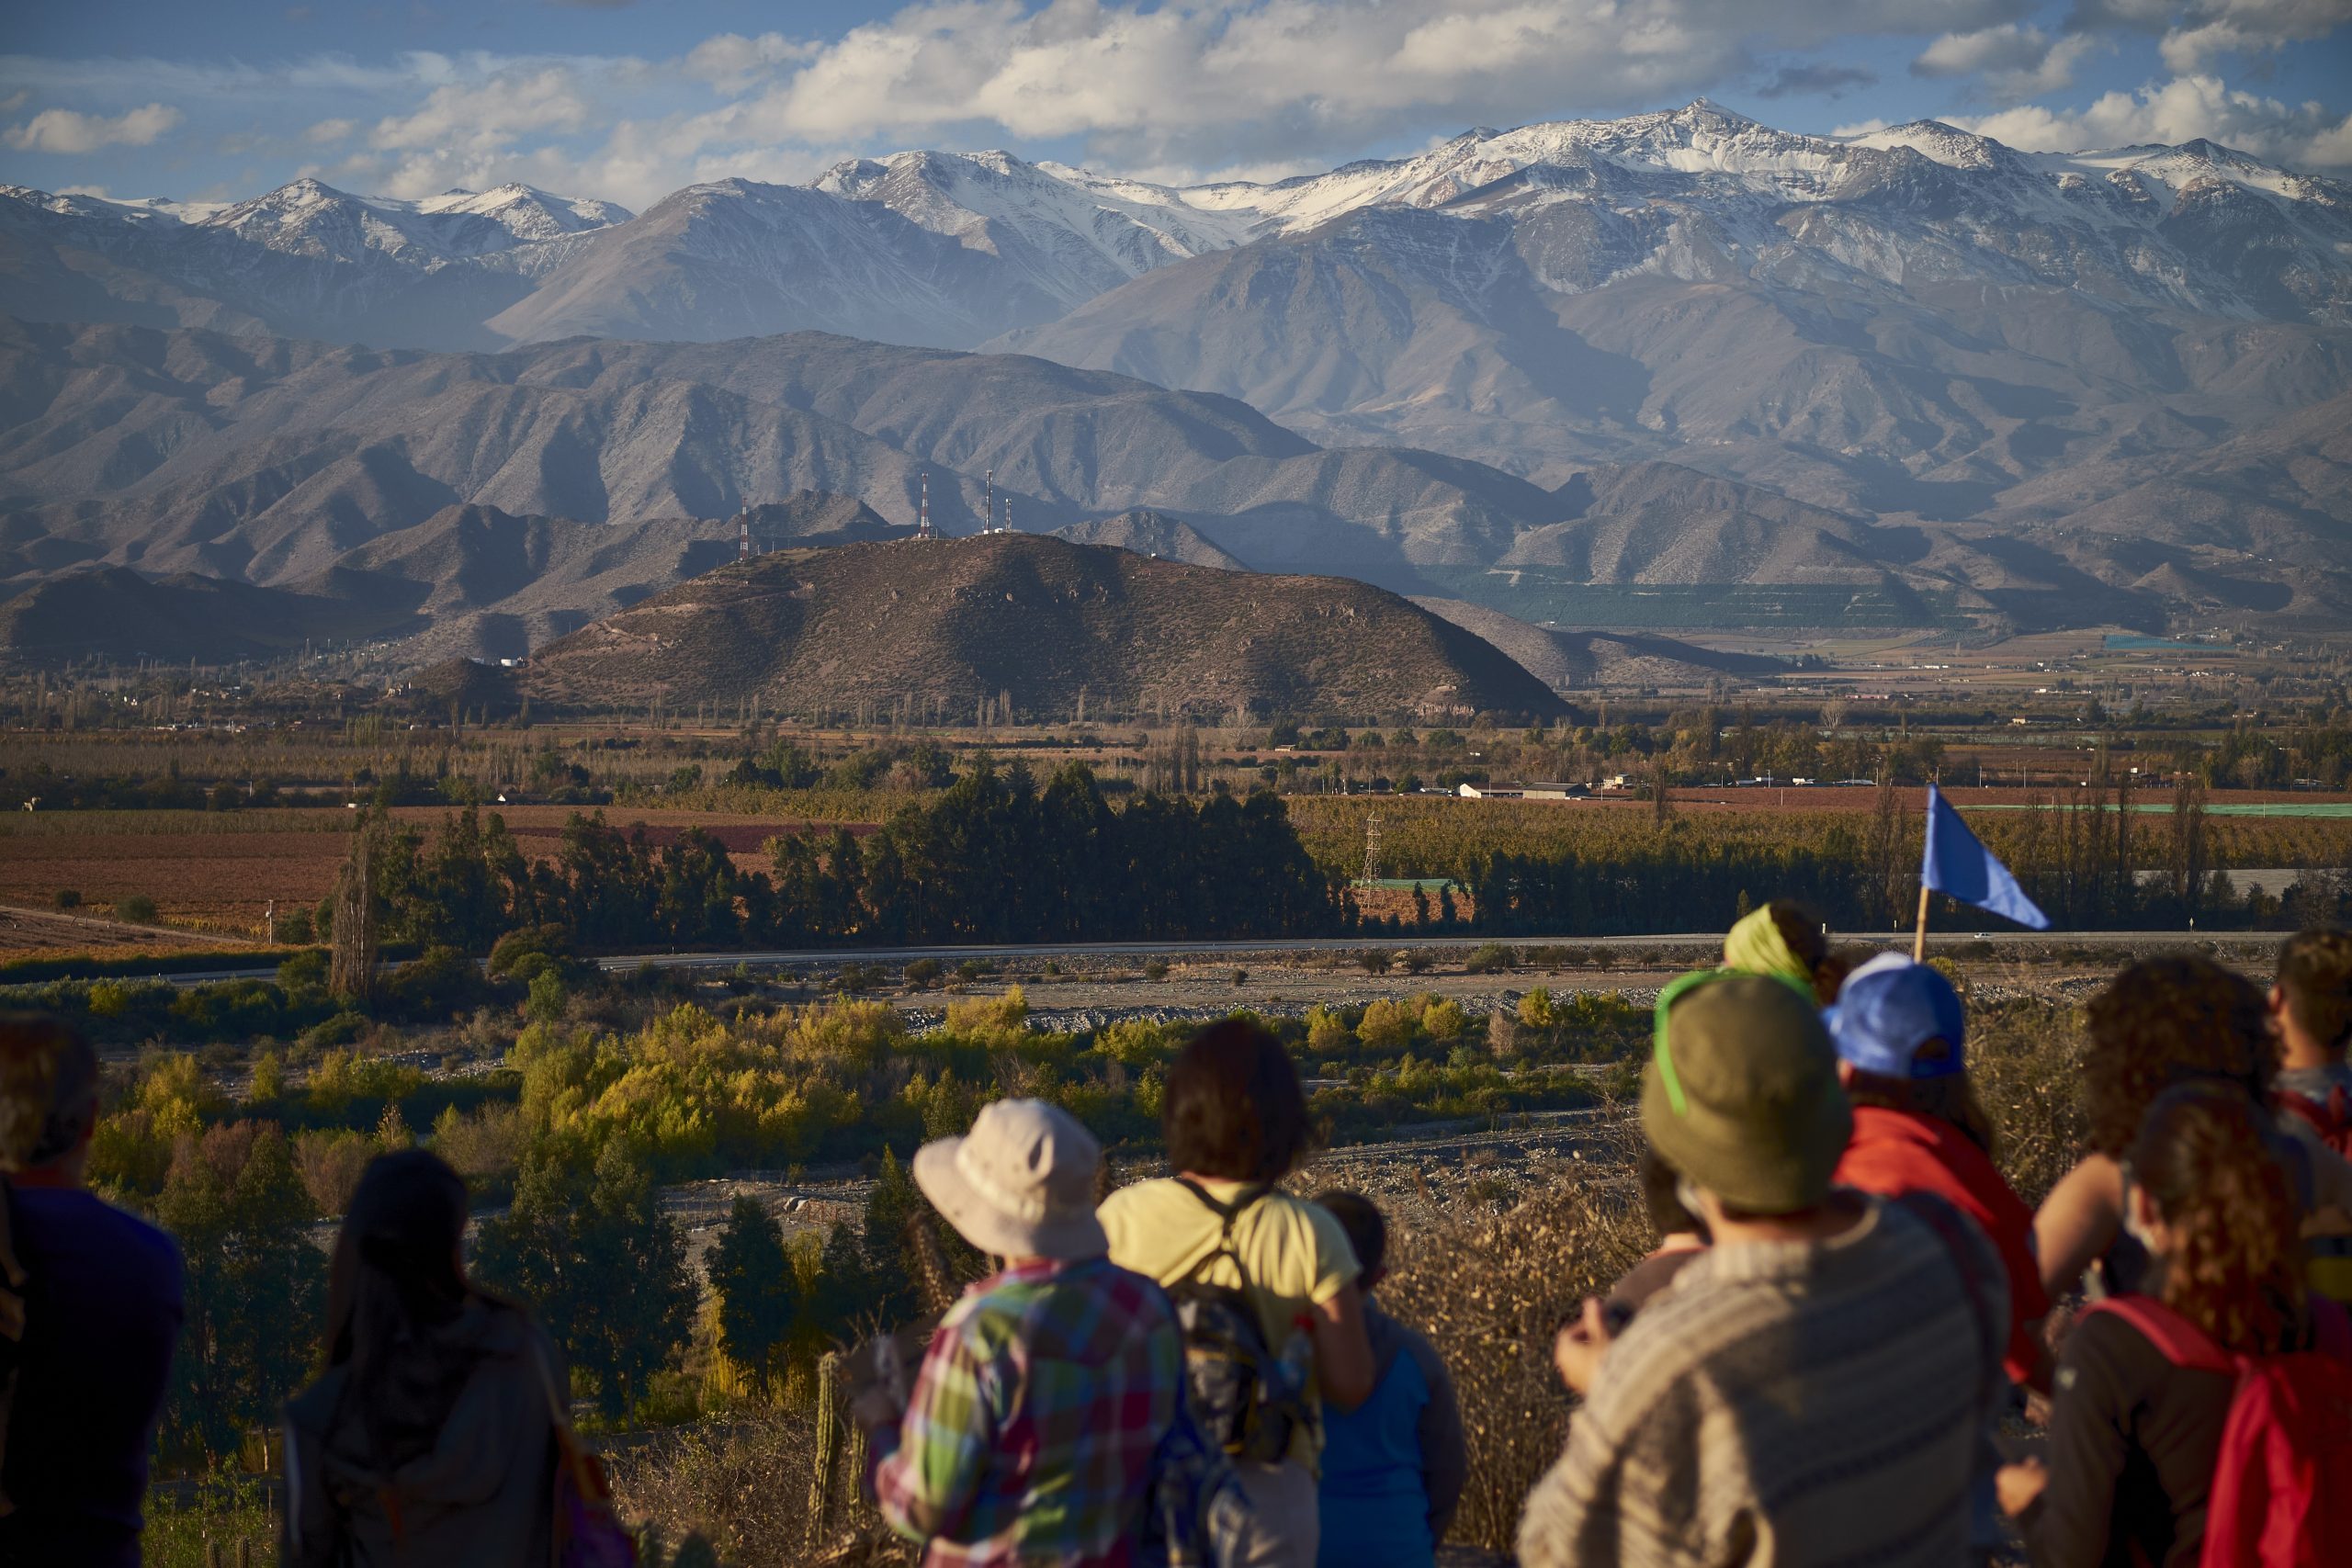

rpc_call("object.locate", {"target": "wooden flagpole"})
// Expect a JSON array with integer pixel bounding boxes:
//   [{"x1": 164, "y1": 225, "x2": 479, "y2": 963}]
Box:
[{"x1": 1913, "y1": 883, "x2": 1931, "y2": 961}]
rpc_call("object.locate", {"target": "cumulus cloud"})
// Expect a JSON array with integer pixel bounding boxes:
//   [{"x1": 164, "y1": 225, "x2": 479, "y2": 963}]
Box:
[
  {"x1": 1915, "y1": 24, "x2": 2099, "y2": 100},
  {"x1": 371, "y1": 66, "x2": 593, "y2": 151},
  {"x1": 2160, "y1": 0, "x2": 2352, "y2": 69},
  {"x1": 4, "y1": 101, "x2": 183, "y2": 153},
  {"x1": 1956, "y1": 71, "x2": 2352, "y2": 167},
  {"x1": 676, "y1": 0, "x2": 2039, "y2": 175},
  {"x1": 684, "y1": 32, "x2": 816, "y2": 92}
]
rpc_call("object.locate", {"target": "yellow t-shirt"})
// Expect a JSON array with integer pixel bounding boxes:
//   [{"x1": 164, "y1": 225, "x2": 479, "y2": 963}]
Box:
[{"x1": 1098, "y1": 1176, "x2": 1360, "y2": 1470}]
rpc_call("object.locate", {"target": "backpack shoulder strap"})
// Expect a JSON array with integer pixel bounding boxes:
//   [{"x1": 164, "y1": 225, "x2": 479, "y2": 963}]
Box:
[
  {"x1": 2079, "y1": 1294, "x2": 2239, "y2": 1375},
  {"x1": 1172, "y1": 1179, "x2": 1274, "y2": 1288},
  {"x1": 1889, "y1": 1190, "x2": 2003, "y2": 1407},
  {"x1": 2278, "y1": 1089, "x2": 2327, "y2": 1134}
]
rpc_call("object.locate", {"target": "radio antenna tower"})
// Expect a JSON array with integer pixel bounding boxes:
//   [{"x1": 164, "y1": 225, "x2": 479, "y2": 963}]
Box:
[
  {"x1": 985, "y1": 467, "x2": 993, "y2": 533},
  {"x1": 916, "y1": 470, "x2": 933, "y2": 541},
  {"x1": 1363, "y1": 813, "x2": 1384, "y2": 882},
  {"x1": 737, "y1": 510, "x2": 752, "y2": 562}
]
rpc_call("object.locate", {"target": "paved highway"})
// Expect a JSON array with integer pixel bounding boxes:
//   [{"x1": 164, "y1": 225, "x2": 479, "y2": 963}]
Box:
[
  {"x1": 588, "y1": 928, "x2": 2274, "y2": 974},
  {"x1": 62, "y1": 927, "x2": 2277, "y2": 988}
]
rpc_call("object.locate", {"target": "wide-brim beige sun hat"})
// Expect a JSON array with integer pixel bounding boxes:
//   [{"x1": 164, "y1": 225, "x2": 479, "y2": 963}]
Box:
[{"x1": 912, "y1": 1098, "x2": 1109, "y2": 1261}]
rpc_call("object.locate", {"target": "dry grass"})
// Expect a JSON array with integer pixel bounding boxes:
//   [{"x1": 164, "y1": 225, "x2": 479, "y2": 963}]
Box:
[
  {"x1": 611, "y1": 1411, "x2": 910, "y2": 1568},
  {"x1": 1375, "y1": 1138, "x2": 1651, "y2": 1551}
]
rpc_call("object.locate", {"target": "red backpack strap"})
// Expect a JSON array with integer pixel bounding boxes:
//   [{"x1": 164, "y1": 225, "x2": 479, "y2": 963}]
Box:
[
  {"x1": 2076, "y1": 1294, "x2": 2239, "y2": 1376},
  {"x1": 2277, "y1": 1089, "x2": 2335, "y2": 1141}
]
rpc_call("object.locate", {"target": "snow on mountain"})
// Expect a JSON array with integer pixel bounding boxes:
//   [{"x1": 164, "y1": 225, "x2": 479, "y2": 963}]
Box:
[
  {"x1": 194, "y1": 177, "x2": 630, "y2": 271},
  {"x1": 812, "y1": 149, "x2": 1255, "y2": 310}
]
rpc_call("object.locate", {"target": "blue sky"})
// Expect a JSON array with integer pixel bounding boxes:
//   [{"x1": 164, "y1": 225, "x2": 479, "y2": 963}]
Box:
[{"x1": 5, "y1": 2, "x2": 2349, "y2": 209}]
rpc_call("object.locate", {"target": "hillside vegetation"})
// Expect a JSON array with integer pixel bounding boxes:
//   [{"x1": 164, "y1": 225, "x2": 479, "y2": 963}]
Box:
[{"x1": 519, "y1": 534, "x2": 1567, "y2": 718}]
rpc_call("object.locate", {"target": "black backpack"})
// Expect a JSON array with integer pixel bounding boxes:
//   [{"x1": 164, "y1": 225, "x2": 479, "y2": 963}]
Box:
[{"x1": 1164, "y1": 1180, "x2": 1312, "y2": 1465}]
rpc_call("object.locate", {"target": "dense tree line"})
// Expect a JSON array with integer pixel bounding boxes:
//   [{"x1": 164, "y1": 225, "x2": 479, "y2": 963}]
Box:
[{"x1": 348, "y1": 756, "x2": 1340, "y2": 955}]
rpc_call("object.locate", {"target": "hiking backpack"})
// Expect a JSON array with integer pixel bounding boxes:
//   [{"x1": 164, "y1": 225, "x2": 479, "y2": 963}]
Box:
[
  {"x1": 2273, "y1": 1090, "x2": 2352, "y2": 1308},
  {"x1": 1164, "y1": 1180, "x2": 1314, "y2": 1465},
  {"x1": 2277, "y1": 1085, "x2": 2352, "y2": 1160},
  {"x1": 2079, "y1": 1292, "x2": 2352, "y2": 1568}
]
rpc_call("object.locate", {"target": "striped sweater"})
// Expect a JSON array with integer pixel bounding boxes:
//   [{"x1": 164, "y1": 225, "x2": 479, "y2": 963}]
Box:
[{"x1": 1518, "y1": 1195, "x2": 2006, "y2": 1568}]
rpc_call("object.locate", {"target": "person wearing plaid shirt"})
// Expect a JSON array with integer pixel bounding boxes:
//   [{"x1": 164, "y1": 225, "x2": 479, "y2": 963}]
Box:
[{"x1": 866, "y1": 1100, "x2": 1183, "y2": 1567}]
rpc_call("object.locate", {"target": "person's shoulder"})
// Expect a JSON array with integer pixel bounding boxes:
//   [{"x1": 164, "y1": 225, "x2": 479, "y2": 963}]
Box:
[
  {"x1": 2060, "y1": 1301, "x2": 2187, "y2": 1396},
  {"x1": 1099, "y1": 1176, "x2": 1188, "y2": 1229},
  {"x1": 1382, "y1": 1309, "x2": 1451, "y2": 1390},
  {"x1": 1265, "y1": 1188, "x2": 1354, "y2": 1257},
  {"x1": 17, "y1": 1186, "x2": 184, "y2": 1280}
]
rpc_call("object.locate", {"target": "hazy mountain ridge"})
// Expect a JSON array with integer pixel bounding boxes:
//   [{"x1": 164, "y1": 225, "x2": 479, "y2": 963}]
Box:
[{"x1": 3, "y1": 317, "x2": 2343, "y2": 642}]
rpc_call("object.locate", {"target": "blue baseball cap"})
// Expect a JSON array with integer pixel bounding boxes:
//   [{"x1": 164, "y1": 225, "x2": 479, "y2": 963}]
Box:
[{"x1": 1824, "y1": 954, "x2": 1966, "y2": 1079}]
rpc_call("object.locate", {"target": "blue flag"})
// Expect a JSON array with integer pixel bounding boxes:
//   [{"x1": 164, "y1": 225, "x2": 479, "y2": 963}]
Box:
[{"x1": 1923, "y1": 784, "x2": 2051, "y2": 930}]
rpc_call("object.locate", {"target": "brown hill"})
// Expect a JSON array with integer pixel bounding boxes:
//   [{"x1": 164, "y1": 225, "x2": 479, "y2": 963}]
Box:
[
  {"x1": 521, "y1": 533, "x2": 1565, "y2": 719},
  {"x1": 1408, "y1": 598, "x2": 1781, "y2": 689},
  {"x1": 0, "y1": 567, "x2": 394, "y2": 663},
  {"x1": 1050, "y1": 510, "x2": 1246, "y2": 570}
]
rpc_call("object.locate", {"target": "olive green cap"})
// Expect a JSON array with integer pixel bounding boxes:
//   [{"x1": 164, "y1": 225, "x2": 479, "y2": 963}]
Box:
[{"x1": 1642, "y1": 972, "x2": 1851, "y2": 1214}]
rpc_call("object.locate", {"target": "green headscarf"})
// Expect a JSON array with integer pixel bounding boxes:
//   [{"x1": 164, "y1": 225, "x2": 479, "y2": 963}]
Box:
[{"x1": 1722, "y1": 905, "x2": 1816, "y2": 998}]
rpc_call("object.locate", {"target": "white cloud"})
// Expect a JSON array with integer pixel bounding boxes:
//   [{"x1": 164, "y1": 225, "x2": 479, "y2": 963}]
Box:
[
  {"x1": 683, "y1": 32, "x2": 815, "y2": 93},
  {"x1": 1956, "y1": 72, "x2": 2352, "y2": 167},
  {"x1": 1915, "y1": 24, "x2": 2099, "y2": 100},
  {"x1": 371, "y1": 67, "x2": 592, "y2": 151},
  {"x1": 3, "y1": 101, "x2": 183, "y2": 153},
  {"x1": 2161, "y1": 0, "x2": 2352, "y2": 69},
  {"x1": 685, "y1": 0, "x2": 2037, "y2": 174},
  {"x1": 306, "y1": 117, "x2": 356, "y2": 144}
]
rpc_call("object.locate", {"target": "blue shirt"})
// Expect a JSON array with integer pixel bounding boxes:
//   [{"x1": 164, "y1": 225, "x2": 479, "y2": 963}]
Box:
[
  {"x1": 1316, "y1": 1303, "x2": 1464, "y2": 1568},
  {"x1": 0, "y1": 1184, "x2": 184, "y2": 1568}
]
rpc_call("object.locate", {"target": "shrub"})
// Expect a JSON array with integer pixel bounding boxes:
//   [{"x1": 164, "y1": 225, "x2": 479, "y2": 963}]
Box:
[
  {"x1": 525, "y1": 967, "x2": 568, "y2": 1023},
  {"x1": 903, "y1": 958, "x2": 943, "y2": 989},
  {"x1": 277, "y1": 907, "x2": 316, "y2": 945},
  {"x1": 433, "y1": 1103, "x2": 527, "y2": 1182},
  {"x1": 1517, "y1": 987, "x2": 1556, "y2": 1031},
  {"x1": 1421, "y1": 998, "x2": 1468, "y2": 1043},
  {"x1": 1400, "y1": 950, "x2": 1434, "y2": 975},
  {"x1": 1463, "y1": 942, "x2": 1515, "y2": 975},
  {"x1": 277, "y1": 950, "x2": 329, "y2": 997},
  {"x1": 118, "y1": 894, "x2": 159, "y2": 924},
  {"x1": 1356, "y1": 998, "x2": 1417, "y2": 1053},
  {"x1": 385, "y1": 946, "x2": 493, "y2": 1019},
  {"x1": 53, "y1": 889, "x2": 81, "y2": 910},
  {"x1": 1230, "y1": 968, "x2": 1250, "y2": 987},
  {"x1": 1358, "y1": 948, "x2": 1396, "y2": 976},
  {"x1": 489, "y1": 924, "x2": 576, "y2": 979},
  {"x1": 1143, "y1": 959, "x2": 1170, "y2": 981},
  {"x1": 293, "y1": 1128, "x2": 376, "y2": 1215}
]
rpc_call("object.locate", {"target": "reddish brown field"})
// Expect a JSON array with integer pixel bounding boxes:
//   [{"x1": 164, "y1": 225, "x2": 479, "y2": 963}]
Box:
[{"x1": 0, "y1": 806, "x2": 872, "y2": 955}]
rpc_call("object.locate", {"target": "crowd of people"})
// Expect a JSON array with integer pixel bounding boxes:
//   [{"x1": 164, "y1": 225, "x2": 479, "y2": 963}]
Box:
[{"x1": 0, "y1": 919, "x2": 2347, "y2": 1567}]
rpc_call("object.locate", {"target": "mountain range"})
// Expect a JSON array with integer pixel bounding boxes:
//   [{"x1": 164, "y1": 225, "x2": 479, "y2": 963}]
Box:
[
  {"x1": 2, "y1": 315, "x2": 2346, "y2": 649},
  {"x1": 2, "y1": 99, "x2": 2348, "y2": 647}
]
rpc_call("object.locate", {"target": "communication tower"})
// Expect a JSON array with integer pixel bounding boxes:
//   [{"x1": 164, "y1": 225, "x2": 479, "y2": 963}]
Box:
[
  {"x1": 985, "y1": 467, "x2": 993, "y2": 533},
  {"x1": 916, "y1": 471, "x2": 933, "y2": 541},
  {"x1": 737, "y1": 511, "x2": 752, "y2": 562},
  {"x1": 1362, "y1": 813, "x2": 1384, "y2": 882}
]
